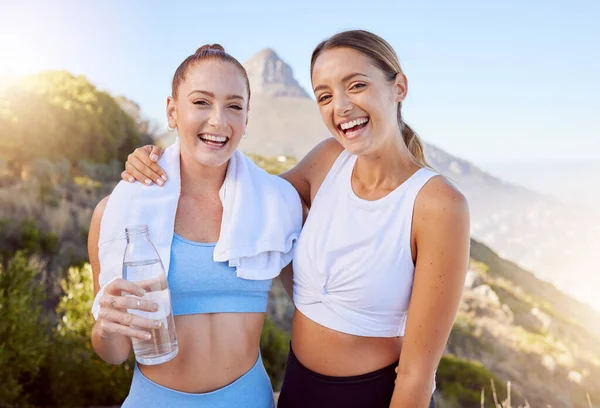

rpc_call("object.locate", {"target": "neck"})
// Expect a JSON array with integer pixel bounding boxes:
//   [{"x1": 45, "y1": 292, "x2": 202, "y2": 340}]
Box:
[
  {"x1": 179, "y1": 151, "x2": 228, "y2": 196},
  {"x1": 353, "y1": 129, "x2": 418, "y2": 191}
]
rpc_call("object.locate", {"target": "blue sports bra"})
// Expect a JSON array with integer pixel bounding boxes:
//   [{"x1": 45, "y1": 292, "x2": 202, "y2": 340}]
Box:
[{"x1": 168, "y1": 233, "x2": 272, "y2": 316}]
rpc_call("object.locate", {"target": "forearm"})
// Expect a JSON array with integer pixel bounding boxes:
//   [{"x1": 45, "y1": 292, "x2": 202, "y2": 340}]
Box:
[
  {"x1": 389, "y1": 372, "x2": 434, "y2": 408},
  {"x1": 91, "y1": 321, "x2": 133, "y2": 365}
]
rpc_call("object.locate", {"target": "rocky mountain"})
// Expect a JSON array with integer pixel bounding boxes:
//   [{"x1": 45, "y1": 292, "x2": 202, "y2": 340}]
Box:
[
  {"x1": 452, "y1": 240, "x2": 600, "y2": 407},
  {"x1": 244, "y1": 48, "x2": 310, "y2": 99}
]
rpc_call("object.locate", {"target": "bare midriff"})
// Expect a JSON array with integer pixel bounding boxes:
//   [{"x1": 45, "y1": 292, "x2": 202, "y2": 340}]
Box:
[
  {"x1": 139, "y1": 312, "x2": 265, "y2": 393},
  {"x1": 291, "y1": 308, "x2": 403, "y2": 376}
]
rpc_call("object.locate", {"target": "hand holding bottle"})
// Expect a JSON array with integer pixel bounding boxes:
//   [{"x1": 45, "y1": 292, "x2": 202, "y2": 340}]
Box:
[{"x1": 95, "y1": 278, "x2": 161, "y2": 341}]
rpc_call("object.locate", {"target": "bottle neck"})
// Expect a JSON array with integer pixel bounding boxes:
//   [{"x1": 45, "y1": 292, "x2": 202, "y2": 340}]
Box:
[
  {"x1": 125, "y1": 225, "x2": 150, "y2": 242},
  {"x1": 123, "y1": 225, "x2": 160, "y2": 264}
]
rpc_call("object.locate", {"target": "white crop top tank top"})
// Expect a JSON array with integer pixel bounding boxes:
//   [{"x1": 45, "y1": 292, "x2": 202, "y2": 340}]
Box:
[{"x1": 293, "y1": 150, "x2": 439, "y2": 338}]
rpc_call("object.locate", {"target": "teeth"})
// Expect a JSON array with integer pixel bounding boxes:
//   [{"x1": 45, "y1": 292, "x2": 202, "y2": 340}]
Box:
[
  {"x1": 340, "y1": 117, "x2": 368, "y2": 131},
  {"x1": 201, "y1": 134, "x2": 227, "y2": 142}
]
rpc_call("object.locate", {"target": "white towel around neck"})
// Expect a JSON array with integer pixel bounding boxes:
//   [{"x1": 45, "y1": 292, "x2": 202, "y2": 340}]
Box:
[{"x1": 92, "y1": 138, "x2": 302, "y2": 319}]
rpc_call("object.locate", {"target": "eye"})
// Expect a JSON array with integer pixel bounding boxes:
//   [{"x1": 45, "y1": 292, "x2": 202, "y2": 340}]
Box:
[
  {"x1": 229, "y1": 104, "x2": 243, "y2": 111},
  {"x1": 193, "y1": 100, "x2": 209, "y2": 106},
  {"x1": 350, "y1": 83, "x2": 366, "y2": 91},
  {"x1": 317, "y1": 94, "x2": 331, "y2": 103}
]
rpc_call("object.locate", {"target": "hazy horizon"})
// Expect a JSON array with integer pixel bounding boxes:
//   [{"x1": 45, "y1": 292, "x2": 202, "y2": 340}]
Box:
[{"x1": 1, "y1": 0, "x2": 599, "y2": 169}]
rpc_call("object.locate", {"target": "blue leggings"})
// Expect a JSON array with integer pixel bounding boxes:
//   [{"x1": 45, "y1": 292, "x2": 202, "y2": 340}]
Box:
[{"x1": 122, "y1": 354, "x2": 274, "y2": 408}]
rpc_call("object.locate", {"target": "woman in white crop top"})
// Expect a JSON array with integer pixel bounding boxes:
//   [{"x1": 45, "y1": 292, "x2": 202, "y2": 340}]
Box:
[{"x1": 122, "y1": 30, "x2": 470, "y2": 408}]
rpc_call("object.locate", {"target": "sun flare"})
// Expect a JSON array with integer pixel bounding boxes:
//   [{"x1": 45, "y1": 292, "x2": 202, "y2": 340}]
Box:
[{"x1": 0, "y1": 28, "x2": 47, "y2": 87}]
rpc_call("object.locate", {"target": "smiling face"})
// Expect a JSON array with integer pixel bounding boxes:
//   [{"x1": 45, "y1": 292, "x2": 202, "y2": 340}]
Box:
[
  {"x1": 311, "y1": 47, "x2": 407, "y2": 156},
  {"x1": 167, "y1": 60, "x2": 249, "y2": 167}
]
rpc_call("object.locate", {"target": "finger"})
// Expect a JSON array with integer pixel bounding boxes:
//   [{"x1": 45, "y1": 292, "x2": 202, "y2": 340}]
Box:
[
  {"x1": 105, "y1": 278, "x2": 145, "y2": 297},
  {"x1": 100, "y1": 295, "x2": 158, "y2": 313},
  {"x1": 98, "y1": 319, "x2": 152, "y2": 340},
  {"x1": 98, "y1": 308, "x2": 163, "y2": 330},
  {"x1": 133, "y1": 147, "x2": 168, "y2": 182},
  {"x1": 125, "y1": 161, "x2": 154, "y2": 185},
  {"x1": 128, "y1": 155, "x2": 164, "y2": 186},
  {"x1": 134, "y1": 277, "x2": 167, "y2": 292},
  {"x1": 121, "y1": 170, "x2": 135, "y2": 183},
  {"x1": 149, "y1": 146, "x2": 165, "y2": 163}
]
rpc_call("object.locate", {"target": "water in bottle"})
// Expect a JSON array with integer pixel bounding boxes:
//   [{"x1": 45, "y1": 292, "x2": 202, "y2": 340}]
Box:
[{"x1": 123, "y1": 225, "x2": 178, "y2": 365}]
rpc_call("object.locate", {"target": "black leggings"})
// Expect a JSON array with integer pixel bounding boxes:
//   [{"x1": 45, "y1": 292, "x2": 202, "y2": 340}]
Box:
[{"x1": 277, "y1": 346, "x2": 436, "y2": 408}]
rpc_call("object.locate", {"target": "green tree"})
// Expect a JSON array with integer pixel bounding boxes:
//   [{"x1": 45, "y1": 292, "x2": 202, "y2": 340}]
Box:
[
  {"x1": 0, "y1": 252, "x2": 49, "y2": 407},
  {"x1": 0, "y1": 219, "x2": 58, "y2": 275},
  {"x1": 0, "y1": 71, "x2": 141, "y2": 169}
]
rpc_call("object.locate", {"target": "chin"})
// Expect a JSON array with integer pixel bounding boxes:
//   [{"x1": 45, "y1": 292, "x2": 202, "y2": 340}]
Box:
[
  {"x1": 194, "y1": 151, "x2": 233, "y2": 167},
  {"x1": 337, "y1": 136, "x2": 373, "y2": 157}
]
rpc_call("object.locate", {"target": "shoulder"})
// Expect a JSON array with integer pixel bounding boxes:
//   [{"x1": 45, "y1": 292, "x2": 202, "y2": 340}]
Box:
[
  {"x1": 281, "y1": 138, "x2": 345, "y2": 206},
  {"x1": 89, "y1": 195, "x2": 110, "y2": 244},
  {"x1": 88, "y1": 195, "x2": 111, "y2": 288},
  {"x1": 300, "y1": 137, "x2": 345, "y2": 175},
  {"x1": 92, "y1": 196, "x2": 110, "y2": 224},
  {"x1": 413, "y1": 174, "x2": 470, "y2": 233}
]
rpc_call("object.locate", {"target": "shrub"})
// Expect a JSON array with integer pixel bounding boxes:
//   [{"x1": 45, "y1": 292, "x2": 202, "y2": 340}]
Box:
[
  {"x1": 437, "y1": 354, "x2": 512, "y2": 408},
  {"x1": 0, "y1": 252, "x2": 50, "y2": 407}
]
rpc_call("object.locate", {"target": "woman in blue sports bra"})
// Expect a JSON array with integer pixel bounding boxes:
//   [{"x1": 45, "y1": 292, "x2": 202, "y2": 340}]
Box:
[
  {"x1": 123, "y1": 31, "x2": 470, "y2": 408},
  {"x1": 88, "y1": 44, "x2": 296, "y2": 408}
]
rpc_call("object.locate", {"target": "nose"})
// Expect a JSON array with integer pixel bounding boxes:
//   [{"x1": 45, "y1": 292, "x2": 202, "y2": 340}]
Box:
[
  {"x1": 333, "y1": 94, "x2": 352, "y2": 117},
  {"x1": 208, "y1": 106, "x2": 227, "y2": 129}
]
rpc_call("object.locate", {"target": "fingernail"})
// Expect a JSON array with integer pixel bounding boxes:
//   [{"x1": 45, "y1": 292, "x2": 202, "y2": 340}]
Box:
[
  {"x1": 144, "y1": 179, "x2": 151, "y2": 185},
  {"x1": 154, "y1": 321, "x2": 162, "y2": 328},
  {"x1": 151, "y1": 303, "x2": 159, "y2": 311},
  {"x1": 161, "y1": 175, "x2": 168, "y2": 181},
  {"x1": 150, "y1": 153, "x2": 158, "y2": 162},
  {"x1": 156, "y1": 178, "x2": 164, "y2": 186},
  {"x1": 144, "y1": 333, "x2": 151, "y2": 340},
  {"x1": 128, "y1": 177, "x2": 134, "y2": 183}
]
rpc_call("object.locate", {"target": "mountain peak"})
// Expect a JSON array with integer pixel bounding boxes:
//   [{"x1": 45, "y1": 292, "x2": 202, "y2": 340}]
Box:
[
  {"x1": 251, "y1": 48, "x2": 278, "y2": 59},
  {"x1": 243, "y1": 48, "x2": 309, "y2": 99}
]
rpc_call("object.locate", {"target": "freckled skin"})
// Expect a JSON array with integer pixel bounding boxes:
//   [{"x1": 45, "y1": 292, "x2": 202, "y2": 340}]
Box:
[{"x1": 91, "y1": 59, "x2": 268, "y2": 394}]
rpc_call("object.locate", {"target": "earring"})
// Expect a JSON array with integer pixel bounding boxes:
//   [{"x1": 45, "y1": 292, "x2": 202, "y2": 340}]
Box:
[
  {"x1": 167, "y1": 125, "x2": 175, "y2": 132},
  {"x1": 242, "y1": 131, "x2": 247, "y2": 140}
]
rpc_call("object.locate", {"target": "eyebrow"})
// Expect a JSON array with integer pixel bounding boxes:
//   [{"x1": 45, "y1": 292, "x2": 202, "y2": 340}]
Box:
[
  {"x1": 187, "y1": 90, "x2": 245, "y2": 101},
  {"x1": 313, "y1": 73, "x2": 369, "y2": 93}
]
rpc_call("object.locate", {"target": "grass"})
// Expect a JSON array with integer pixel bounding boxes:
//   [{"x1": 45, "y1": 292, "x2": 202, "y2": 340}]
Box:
[{"x1": 480, "y1": 380, "x2": 595, "y2": 408}]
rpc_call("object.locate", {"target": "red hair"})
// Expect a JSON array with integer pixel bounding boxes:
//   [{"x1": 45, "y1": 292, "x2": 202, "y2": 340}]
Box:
[{"x1": 171, "y1": 44, "x2": 250, "y2": 106}]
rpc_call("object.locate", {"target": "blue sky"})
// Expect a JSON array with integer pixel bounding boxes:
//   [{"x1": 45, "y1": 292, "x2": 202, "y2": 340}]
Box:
[{"x1": 1, "y1": 0, "x2": 598, "y2": 166}]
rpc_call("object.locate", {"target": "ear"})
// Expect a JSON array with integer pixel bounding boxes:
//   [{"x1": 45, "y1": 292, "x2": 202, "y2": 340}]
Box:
[
  {"x1": 393, "y1": 73, "x2": 408, "y2": 103},
  {"x1": 166, "y1": 96, "x2": 177, "y2": 128}
]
